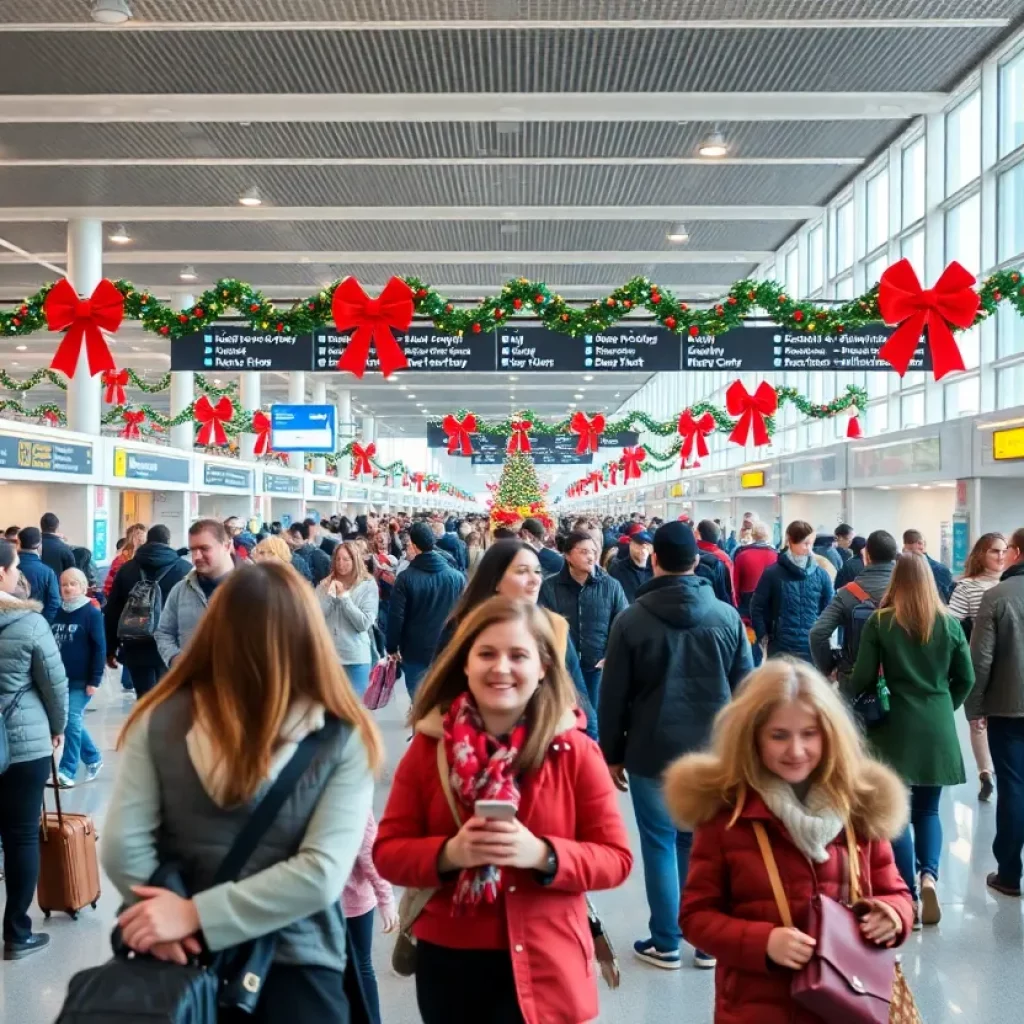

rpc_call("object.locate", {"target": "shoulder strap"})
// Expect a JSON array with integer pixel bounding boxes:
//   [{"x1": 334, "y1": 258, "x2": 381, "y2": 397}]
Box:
[
  {"x1": 212, "y1": 715, "x2": 344, "y2": 886},
  {"x1": 845, "y1": 823, "x2": 862, "y2": 904},
  {"x1": 752, "y1": 821, "x2": 794, "y2": 928},
  {"x1": 844, "y1": 582, "x2": 871, "y2": 603},
  {"x1": 436, "y1": 739, "x2": 463, "y2": 828}
]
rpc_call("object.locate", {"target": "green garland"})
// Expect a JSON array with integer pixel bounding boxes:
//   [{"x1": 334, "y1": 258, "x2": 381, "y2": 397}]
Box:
[
  {"x1": 333, "y1": 442, "x2": 472, "y2": 500},
  {"x1": 1, "y1": 268, "x2": 1021, "y2": 344},
  {"x1": 0, "y1": 399, "x2": 64, "y2": 423},
  {"x1": 0, "y1": 366, "x2": 237, "y2": 400},
  {"x1": 0, "y1": 368, "x2": 67, "y2": 392}
]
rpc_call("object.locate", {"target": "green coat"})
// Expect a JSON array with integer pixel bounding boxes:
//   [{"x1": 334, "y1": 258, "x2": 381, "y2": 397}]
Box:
[{"x1": 846, "y1": 610, "x2": 975, "y2": 787}]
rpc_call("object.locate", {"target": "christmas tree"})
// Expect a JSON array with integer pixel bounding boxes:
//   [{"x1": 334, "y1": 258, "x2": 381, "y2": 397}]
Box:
[{"x1": 489, "y1": 451, "x2": 552, "y2": 531}]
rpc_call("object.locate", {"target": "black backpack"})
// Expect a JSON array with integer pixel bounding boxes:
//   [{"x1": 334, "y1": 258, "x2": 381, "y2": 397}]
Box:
[
  {"x1": 843, "y1": 581, "x2": 877, "y2": 659},
  {"x1": 117, "y1": 565, "x2": 174, "y2": 643}
]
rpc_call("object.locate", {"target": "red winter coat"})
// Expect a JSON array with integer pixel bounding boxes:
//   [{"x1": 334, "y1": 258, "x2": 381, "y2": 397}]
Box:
[
  {"x1": 665, "y1": 754, "x2": 913, "y2": 1024},
  {"x1": 732, "y1": 543, "x2": 779, "y2": 621},
  {"x1": 374, "y1": 707, "x2": 633, "y2": 1024}
]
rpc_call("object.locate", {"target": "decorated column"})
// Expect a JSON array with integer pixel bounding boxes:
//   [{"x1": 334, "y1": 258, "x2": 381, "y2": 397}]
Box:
[
  {"x1": 361, "y1": 415, "x2": 375, "y2": 445},
  {"x1": 312, "y1": 378, "x2": 327, "y2": 475},
  {"x1": 65, "y1": 218, "x2": 103, "y2": 435},
  {"x1": 239, "y1": 372, "x2": 261, "y2": 463},
  {"x1": 288, "y1": 371, "x2": 306, "y2": 470},
  {"x1": 336, "y1": 388, "x2": 352, "y2": 482},
  {"x1": 168, "y1": 290, "x2": 195, "y2": 451}
]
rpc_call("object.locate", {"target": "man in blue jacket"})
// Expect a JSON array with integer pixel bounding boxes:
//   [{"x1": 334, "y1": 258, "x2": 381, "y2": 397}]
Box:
[
  {"x1": 16, "y1": 527, "x2": 59, "y2": 623},
  {"x1": 608, "y1": 529, "x2": 654, "y2": 603},
  {"x1": 434, "y1": 519, "x2": 468, "y2": 573},
  {"x1": 386, "y1": 521, "x2": 465, "y2": 699},
  {"x1": 39, "y1": 512, "x2": 76, "y2": 577}
]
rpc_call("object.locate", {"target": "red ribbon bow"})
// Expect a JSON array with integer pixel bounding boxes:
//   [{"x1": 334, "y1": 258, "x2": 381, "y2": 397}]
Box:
[
  {"x1": 507, "y1": 419, "x2": 532, "y2": 453},
  {"x1": 402, "y1": 472, "x2": 410, "y2": 488},
  {"x1": 252, "y1": 410, "x2": 272, "y2": 457},
  {"x1": 678, "y1": 410, "x2": 715, "y2": 468},
  {"x1": 42, "y1": 410, "x2": 60, "y2": 427},
  {"x1": 569, "y1": 411, "x2": 606, "y2": 455},
  {"x1": 726, "y1": 381, "x2": 777, "y2": 447},
  {"x1": 442, "y1": 413, "x2": 477, "y2": 456},
  {"x1": 609, "y1": 462, "x2": 619, "y2": 486},
  {"x1": 351, "y1": 442, "x2": 376, "y2": 476},
  {"x1": 427, "y1": 479, "x2": 440, "y2": 494},
  {"x1": 119, "y1": 409, "x2": 145, "y2": 440},
  {"x1": 621, "y1": 446, "x2": 646, "y2": 482},
  {"x1": 194, "y1": 395, "x2": 234, "y2": 447},
  {"x1": 332, "y1": 276, "x2": 414, "y2": 378},
  {"x1": 586, "y1": 471, "x2": 603, "y2": 493},
  {"x1": 413, "y1": 471, "x2": 425, "y2": 493},
  {"x1": 45, "y1": 278, "x2": 123, "y2": 378},
  {"x1": 878, "y1": 259, "x2": 979, "y2": 380},
  {"x1": 102, "y1": 368, "x2": 129, "y2": 406}
]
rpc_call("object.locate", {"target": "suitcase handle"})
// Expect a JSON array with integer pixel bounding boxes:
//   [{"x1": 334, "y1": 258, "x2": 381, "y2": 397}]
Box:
[{"x1": 41, "y1": 754, "x2": 65, "y2": 839}]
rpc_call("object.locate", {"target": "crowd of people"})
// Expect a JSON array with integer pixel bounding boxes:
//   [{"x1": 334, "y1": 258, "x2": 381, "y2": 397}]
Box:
[{"x1": 0, "y1": 503, "x2": 1021, "y2": 1023}]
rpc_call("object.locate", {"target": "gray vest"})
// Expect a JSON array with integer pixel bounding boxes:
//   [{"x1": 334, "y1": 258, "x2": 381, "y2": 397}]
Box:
[{"x1": 147, "y1": 689, "x2": 352, "y2": 970}]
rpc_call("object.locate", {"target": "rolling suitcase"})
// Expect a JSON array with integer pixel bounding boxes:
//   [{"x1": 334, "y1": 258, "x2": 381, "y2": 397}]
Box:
[{"x1": 37, "y1": 756, "x2": 101, "y2": 920}]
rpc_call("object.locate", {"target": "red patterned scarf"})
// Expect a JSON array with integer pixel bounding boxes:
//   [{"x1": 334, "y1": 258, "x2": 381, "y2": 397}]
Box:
[{"x1": 443, "y1": 691, "x2": 527, "y2": 910}]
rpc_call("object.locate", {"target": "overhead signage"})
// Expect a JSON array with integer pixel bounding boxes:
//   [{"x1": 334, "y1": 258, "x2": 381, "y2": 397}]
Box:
[
  {"x1": 312, "y1": 480, "x2": 338, "y2": 498},
  {"x1": 426, "y1": 423, "x2": 638, "y2": 452},
  {"x1": 203, "y1": 463, "x2": 253, "y2": 490},
  {"x1": 113, "y1": 448, "x2": 191, "y2": 484},
  {"x1": 346, "y1": 486, "x2": 369, "y2": 501},
  {"x1": 263, "y1": 471, "x2": 303, "y2": 495},
  {"x1": 313, "y1": 329, "x2": 496, "y2": 373},
  {"x1": 741, "y1": 470, "x2": 767, "y2": 489},
  {"x1": 993, "y1": 426, "x2": 1024, "y2": 461},
  {"x1": 270, "y1": 404, "x2": 336, "y2": 453},
  {"x1": 0, "y1": 434, "x2": 92, "y2": 475},
  {"x1": 171, "y1": 328, "x2": 314, "y2": 371},
  {"x1": 471, "y1": 434, "x2": 594, "y2": 466}
]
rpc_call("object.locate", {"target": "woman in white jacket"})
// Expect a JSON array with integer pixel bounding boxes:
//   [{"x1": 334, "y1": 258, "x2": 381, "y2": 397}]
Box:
[{"x1": 317, "y1": 542, "x2": 380, "y2": 697}]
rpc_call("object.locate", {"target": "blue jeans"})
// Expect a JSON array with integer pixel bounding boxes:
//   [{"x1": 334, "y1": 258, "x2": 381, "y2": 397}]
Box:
[
  {"x1": 402, "y1": 661, "x2": 429, "y2": 701},
  {"x1": 890, "y1": 785, "x2": 942, "y2": 899},
  {"x1": 345, "y1": 909, "x2": 381, "y2": 1024},
  {"x1": 344, "y1": 663, "x2": 371, "y2": 699},
  {"x1": 581, "y1": 667, "x2": 602, "y2": 711},
  {"x1": 59, "y1": 688, "x2": 101, "y2": 779},
  {"x1": 988, "y1": 717, "x2": 1024, "y2": 886},
  {"x1": 630, "y1": 773, "x2": 694, "y2": 952}
]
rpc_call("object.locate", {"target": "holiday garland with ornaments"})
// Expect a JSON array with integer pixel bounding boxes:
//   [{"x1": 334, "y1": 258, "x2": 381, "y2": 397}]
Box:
[{"x1": 488, "y1": 451, "x2": 554, "y2": 531}]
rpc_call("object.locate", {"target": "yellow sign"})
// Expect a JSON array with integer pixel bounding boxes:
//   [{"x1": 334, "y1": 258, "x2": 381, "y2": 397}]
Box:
[
  {"x1": 993, "y1": 426, "x2": 1024, "y2": 461},
  {"x1": 669, "y1": 482, "x2": 685, "y2": 497},
  {"x1": 113, "y1": 448, "x2": 128, "y2": 477},
  {"x1": 741, "y1": 470, "x2": 766, "y2": 489}
]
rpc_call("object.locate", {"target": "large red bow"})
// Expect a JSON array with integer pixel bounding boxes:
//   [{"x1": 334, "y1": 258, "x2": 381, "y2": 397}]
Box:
[
  {"x1": 119, "y1": 409, "x2": 145, "y2": 440},
  {"x1": 252, "y1": 410, "x2": 272, "y2": 457},
  {"x1": 621, "y1": 446, "x2": 646, "y2": 482},
  {"x1": 507, "y1": 419, "x2": 532, "y2": 453},
  {"x1": 442, "y1": 413, "x2": 477, "y2": 456},
  {"x1": 413, "y1": 471, "x2": 425, "y2": 493},
  {"x1": 351, "y1": 442, "x2": 376, "y2": 476},
  {"x1": 878, "y1": 259, "x2": 978, "y2": 380},
  {"x1": 569, "y1": 411, "x2": 606, "y2": 455},
  {"x1": 332, "y1": 276, "x2": 414, "y2": 378},
  {"x1": 102, "y1": 368, "x2": 129, "y2": 406},
  {"x1": 678, "y1": 410, "x2": 715, "y2": 468},
  {"x1": 726, "y1": 381, "x2": 777, "y2": 447},
  {"x1": 427, "y1": 479, "x2": 440, "y2": 494},
  {"x1": 586, "y1": 470, "x2": 603, "y2": 493},
  {"x1": 42, "y1": 409, "x2": 61, "y2": 427},
  {"x1": 194, "y1": 395, "x2": 234, "y2": 447},
  {"x1": 45, "y1": 278, "x2": 123, "y2": 378}
]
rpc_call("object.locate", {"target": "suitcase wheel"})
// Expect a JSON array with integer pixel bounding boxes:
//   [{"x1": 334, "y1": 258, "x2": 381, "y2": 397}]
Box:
[
  {"x1": 91, "y1": 901, "x2": 97, "y2": 910},
  {"x1": 41, "y1": 909, "x2": 51, "y2": 919},
  {"x1": 68, "y1": 910, "x2": 78, "y2": 921}
]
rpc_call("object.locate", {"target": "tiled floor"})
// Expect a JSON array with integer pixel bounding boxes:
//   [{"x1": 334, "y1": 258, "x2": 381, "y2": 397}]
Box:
[{"x1": 5, "y1": 676, "x2": 1023, "y2": 1024}]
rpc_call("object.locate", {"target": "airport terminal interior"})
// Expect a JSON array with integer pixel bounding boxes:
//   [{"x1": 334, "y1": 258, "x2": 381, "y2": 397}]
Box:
[{"x1": 0, "y1": 2, "x2": 1023, "y2": 1022}]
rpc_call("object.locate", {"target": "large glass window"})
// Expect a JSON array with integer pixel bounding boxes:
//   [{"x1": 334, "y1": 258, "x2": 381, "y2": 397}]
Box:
[
  {"x1": 834, "y1": 274, "x2": 855, "y2": 299},
  {"x1": 945, "y1": 375, "x2": 981, "y2": 418},
  {"x1": 784, "y1": 247, "x2": 799, "y2": 295},
  {"x1": 865, "y1": 253, "x2": 888, "y2": 286},
  {"x1": 901, "y1": 139, "x2": 926, "y2": 226},
  {"x1": 901, "y1": 229, "x2": 925, "y2": 274},
  {"x1": 901, "y1": 391, "x2": 925, "y2": 428},
  {"x1": 808, "y1": 225, "x2": 824, "y2": 291},
  {"x1": 997, "y1": 300, "x2": 1024, "y2": 358},
  {"x1": 945, "y1": 193, "x2": 981, "y2": 273},
  {"x1": 998, "y1": 362, "x2": 1024, "y2": 408},
  {"x1": 999, "y1": 159, "x2": 1024, "y2": 261},
  {"x1": 1000, "y1": 48, "x2": 1024, "y2": 157},
  {"x1": 946, "y1": 91, "x2": 981, "y2": 195},
  {"x1": 866, "y1": 401, "x2": 889, "y2": 435},
  {"x1": 866, "y1": 168, "x2": 889, "y2": 251},
  {"x1": 835, "y1": 200, "x2": 854, "y2": 272}
]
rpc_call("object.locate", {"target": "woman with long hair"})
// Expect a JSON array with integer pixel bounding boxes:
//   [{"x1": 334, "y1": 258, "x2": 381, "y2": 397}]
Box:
[
  {"x1": 435, "y1": 540, "x2": 596, "y2": 738},
  {"x1": 949, "y1": 532, "x2": 1007, "y2": 801},
  {"x1": 374, "y1": 597, "x2": 632, "y2": 1024},
  {"x1": 847, "y1": 552, "x2": 974, "y2": 928},
  {"x1": 253, "y1": 534, "x2": 313, "y2": 582},
  {"x1": 668, "y1": 660, "x2": 912, "y2": 1024},
  {"x1": 317, "y1": 541, "x2": 380, "y2": 697},
  {"x1": 102, "y1": 562, "x2": 382, "y2": 1021},
  {"x1": 465, "y1": 529, "x2": 486, "y2": 578},
  {"x1": 103, "y1": 522, "x2": 146, "y2": 598}
]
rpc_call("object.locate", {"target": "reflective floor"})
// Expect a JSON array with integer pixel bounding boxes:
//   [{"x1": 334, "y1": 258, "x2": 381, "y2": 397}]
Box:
[{"x1": 5, "y1": 675, "x2": 1023, "y2": 1024}]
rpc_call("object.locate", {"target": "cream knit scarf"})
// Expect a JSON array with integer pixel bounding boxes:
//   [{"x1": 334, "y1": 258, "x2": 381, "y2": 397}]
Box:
[{"x1": 759, "y1": 780, "x2": 844, "y2": 864}]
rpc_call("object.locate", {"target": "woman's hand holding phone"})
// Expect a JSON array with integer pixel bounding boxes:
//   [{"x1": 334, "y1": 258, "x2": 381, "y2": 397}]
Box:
[{"x1": 442, "y1": 817, "x2": 549, "y2": 872}]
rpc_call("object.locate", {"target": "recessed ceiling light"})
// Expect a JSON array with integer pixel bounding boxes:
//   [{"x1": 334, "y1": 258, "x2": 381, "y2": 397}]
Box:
[
  {"x1": 416, "y1": 403, "x2": 424, "y2": 407},
  {"x1": 398, "y1": 384, "x2": 407, "y2": 390},
  {"x1": 130, "y1": 345, "x2": 141, "y2": 352},
  {"x1": 213, "y1": 378, "x2": 222, "y2": 385},
  {"x1": 573, "y1": 393, "x2": 584, "y2": 399},
  {"x1": 508, "y1": 375, "x2": 518, "y2": 381},
  {"x1": 14, "y1": 345, "x2": 26, "y2": 352},
  {"x1": 568, "y1": 401, "x2": 576, "y2": 407},
  {"x1": 179, "y1": 265, "x2": 197, "y2": 281},
  {"x1": 698, "y1": 128, "x2": 729, "y2": 158},
  {"x1": 583, "y1": 374, "x2": 594, "y2": 382},
  {"x1": 91, "y1": 0, "x2": 132, "y2": 24},
  {"x1": 614, "y1": 392, "x2": 621, "y2": 398},
  {"x1": 239, "y1": 186, "x2": 263, "y2": 207},
  {"x1": 407, "y1": 393, "x2": 416, "y2": 399},
  {"x1": 666, "y1": 222, "x2": 690, "y2": 243},
  {"x1": 108, "y1": 224, "x2": 132, "y2": 244}
]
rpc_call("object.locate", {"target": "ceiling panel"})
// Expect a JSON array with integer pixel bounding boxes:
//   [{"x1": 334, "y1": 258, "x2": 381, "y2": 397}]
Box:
[{"x1": 0, "y1": 26, "x2": 1004, "y2": 95}]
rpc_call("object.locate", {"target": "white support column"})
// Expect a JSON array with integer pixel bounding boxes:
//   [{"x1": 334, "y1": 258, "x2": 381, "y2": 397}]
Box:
[
  {"x1": 65, "y1": 218, "x2": 103, "y2": 435},
  {"x1": 312, "y1": 378, "x2": 327, "y2": 475},
  {"x1": 336, "y1": 388, "x2": 352, "y2": 481},
  {"x1": 239, "y1": 372, "x2": 261, "y2": 463},
  {"x1": 288, "y1": 371, "x2": 307, "y2": 471},
  {"x1": 361, "y1": 415, "x2": 376, "y2": 444},
  {"x1": 168, "y1": 290, "x2": 195, "y2": 451}
]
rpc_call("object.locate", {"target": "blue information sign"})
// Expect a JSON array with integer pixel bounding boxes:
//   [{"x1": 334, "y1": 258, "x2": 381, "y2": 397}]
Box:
[
  {"x1": 270, "y1": 405, "x2": 336, "y2": 453},
  {"x1": 263, "y1": 472, "x2": 303, "y2": 495}
]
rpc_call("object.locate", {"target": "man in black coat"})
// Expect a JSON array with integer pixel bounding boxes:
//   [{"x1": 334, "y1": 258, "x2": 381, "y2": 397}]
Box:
[
  {"x1": 39, "y1": 512, "x2": 76, "y2": 577},
  {"x1": 433, "y1": 520, "x2": 468, "y2": 573},
  {"x1": 103, "y1": 524, "x2": 192, "y2": 697},
  {"x1": 520, "y1": 517, "x2": 564, "y2": 576},
  {"x1": 386, "y1": 522, "x2": 465, "y2": 700},
  {"x1": 16, "y1": 527, "x2": 59, "y2": 623},
  {"x1": 608, "y1": 529, "x2": 654, "y2": 603},
  {"x1": 288, "y1": 521, "x2": 331, "y2": 587},
  {"x1": 600, "y1": 521, "x2": 752, "y2": 970}
]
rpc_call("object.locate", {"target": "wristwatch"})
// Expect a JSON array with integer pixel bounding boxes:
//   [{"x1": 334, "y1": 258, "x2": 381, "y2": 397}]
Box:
[{"x1": 536, "y1": 841, "x2": 559, "y2": 884}]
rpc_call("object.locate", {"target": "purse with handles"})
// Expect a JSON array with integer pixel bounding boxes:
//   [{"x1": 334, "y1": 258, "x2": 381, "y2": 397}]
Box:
[{"x1": 753, "y1": 820, "x2": 921, "y2": 1024}]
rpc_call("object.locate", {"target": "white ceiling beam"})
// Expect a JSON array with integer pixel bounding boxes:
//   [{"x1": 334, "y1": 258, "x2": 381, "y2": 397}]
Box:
[
  {"x1": 0, "y1": 92, "x2": 947, "y2": 123},
  {"x1": 0, "y1": 205, "x2": 821, "y2": 222}
]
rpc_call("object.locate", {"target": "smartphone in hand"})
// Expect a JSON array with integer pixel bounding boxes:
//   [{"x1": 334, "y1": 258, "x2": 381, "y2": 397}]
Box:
[{"x1": 474, "y1": 799, "x2": 517, "y2": 821}]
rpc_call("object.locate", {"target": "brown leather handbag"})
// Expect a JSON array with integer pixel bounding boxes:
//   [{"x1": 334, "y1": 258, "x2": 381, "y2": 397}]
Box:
[{"x1": 753, "y1": 821, "x2": 921, "y2": 1024}]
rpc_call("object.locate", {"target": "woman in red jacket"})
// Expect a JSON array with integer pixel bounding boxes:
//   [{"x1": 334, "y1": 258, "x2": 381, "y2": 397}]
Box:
[
  {"x1": 666, "y1": 659, "x2": 913, "y2": 1024},
  {"x1": 374, "y1": 596, "x2": 632, "y2": 1024}
]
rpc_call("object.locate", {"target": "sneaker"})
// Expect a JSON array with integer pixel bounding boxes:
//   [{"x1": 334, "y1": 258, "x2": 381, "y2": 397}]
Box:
[
  {"x1": 85, "y1": 760, "x2": 103, "y2": 782},
  {"x1": 986, "y1": 871, "x2": 1022, "y2": 897},
  {"x1": 633, "y1": 940, "x2": 682, "y2": 970},
  {"x1": 919, "y1": 874, "x2": 941, "y2": 925},
  {"x1": 693, "y1": 950, "x2": 717, "y2": 969},
  {"x1": 55, "y1": 772, "x2": 75, "y2": 789},
  {"x1": 979, "y1": 772, "x2": 995, "y2": 803},
  {"x1": 4, "y1": 934, "x2": 50, "y2": 960}
]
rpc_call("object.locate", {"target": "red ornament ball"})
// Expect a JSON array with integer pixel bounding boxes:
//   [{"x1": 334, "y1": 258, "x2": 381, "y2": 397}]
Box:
[
  {"x1": 747, "y1": 290, "x2": 756, "y2": 300},
  {"x1": 416, "y1": 288, "x2": 427, "y2": 299},
  {"x1": 778, "y1": 294, "x2": 788, "y2": 304},
  {"x1": 793, "y1": 310, "x2": 804, "y2": 322},
  {"x1": 12, "y1": 318, "x2": 20, "y2": 327},
  {"x1": 665, "y1": 316, "x2": 677, "y2": 329},
  {"x1": 836, "y1": 324, "x2": 845, "y2": 333},
  {"x1": 18, "y1": 305, "x2": 27, "y2": 315},
  {"x1": 495, "y1": 308, "x2": 505, "y2": 318},
  {"x1": 727, "y1": 296, "x2": 738, "y2": 306},
  {"x1": 472, "y1": 323, "x2": 481, "y2": 333},
  {"x1": 623, "y1": 299, "x2": 632, "y2": 309},
  {"x1": 561, "y1": 313, "x2": 570, "y2": 322},
  {"x1": 651, "y1": 292, "x2": 661, "y2": 304},
  {"x1": 689, "y1": 325, "x2": 700, "y2": 337},
  {"x1": 307, "y1": 303, "x2": 315, "y2": 310},
  {"x1": 534, "y1": 294, "x2": 545, "y2": 304},
  {"x1": 178, "y1": 314, "x2": 188, "y2": 323},
  {"x1": 445, "y1": 303, "x2": 454, "y2": 313},
  {"x1": 715, "y1": 304, "x2": 724, "y2": 316},
  {"x1": 250, "y1": 303, "x2": 260, "y2": 312},
  {"x1": 1011, "y1": 272, "x2": 1020, "y2": 283},
  {"x1": 512, "y1": 298, "x2": 523, "y2": 310},
  {"x1": 606, "y1": 298, "x2": 616, "y2": 307},
  {"x1": 159, "y1": 325, "x2": 170, "y2": 336},
  {"x1": 993, "y1": 291, "x2": 1002, "y2": 301},
  {"x1": 276, "y1": 322, "x2": 284, "y2": 331},
  {"x1": 140, "y1": 294, "x2": 150, "y2": 304}
]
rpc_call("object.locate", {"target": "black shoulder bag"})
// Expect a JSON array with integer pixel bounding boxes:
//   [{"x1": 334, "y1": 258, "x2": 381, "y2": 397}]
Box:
[{"x1": 55, "y1": 716, "x2": 344, "y2": 1024}]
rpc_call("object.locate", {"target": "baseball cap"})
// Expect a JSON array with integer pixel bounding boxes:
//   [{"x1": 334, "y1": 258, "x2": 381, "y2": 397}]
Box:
[
  {"x1": 630, "y1": 530, "x2": 654, "y2": 545},
  {"x1": 627, "y1": 523, "x2": 646, "y2": 537}
]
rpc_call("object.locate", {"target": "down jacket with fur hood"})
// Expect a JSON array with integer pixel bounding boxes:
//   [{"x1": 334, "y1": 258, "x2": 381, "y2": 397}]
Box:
[{"x1": 665, "y1": 754, "x2": 913, "y2": 1024}]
